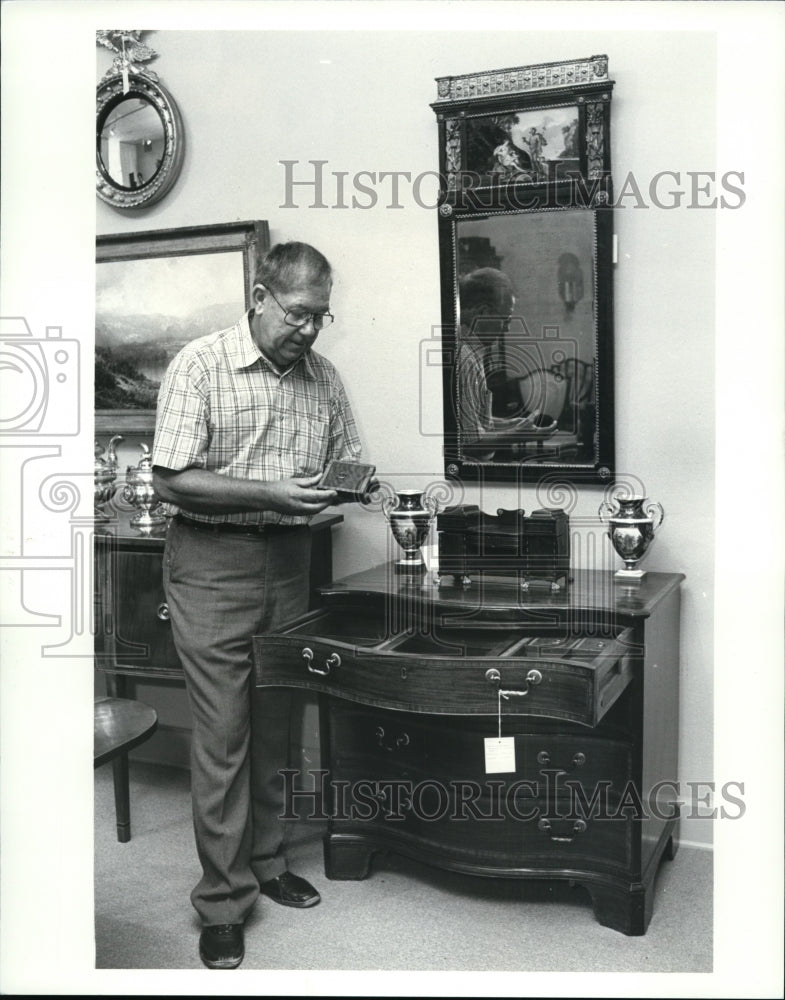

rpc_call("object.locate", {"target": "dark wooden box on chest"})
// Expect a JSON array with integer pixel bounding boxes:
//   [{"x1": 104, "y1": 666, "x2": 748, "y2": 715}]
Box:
[{"x1": 436, "y1": 505, "x2": 570, "y2": 589}]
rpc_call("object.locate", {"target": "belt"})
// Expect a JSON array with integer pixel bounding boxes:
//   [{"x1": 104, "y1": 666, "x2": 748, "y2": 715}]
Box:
[{"x1": 175, "y1": 514, "x2": 304, "y2": 537}]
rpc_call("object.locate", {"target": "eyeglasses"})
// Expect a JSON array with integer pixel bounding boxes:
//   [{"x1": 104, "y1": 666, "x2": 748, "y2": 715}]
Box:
[{"x1": 266, "y1": 288, "x2": 334, "y2": 330}]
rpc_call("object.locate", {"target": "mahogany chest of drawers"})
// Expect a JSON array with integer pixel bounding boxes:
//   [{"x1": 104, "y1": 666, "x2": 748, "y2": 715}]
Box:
[{"x1": 254, "y1": 564, "x2": 684, "y2": 935}]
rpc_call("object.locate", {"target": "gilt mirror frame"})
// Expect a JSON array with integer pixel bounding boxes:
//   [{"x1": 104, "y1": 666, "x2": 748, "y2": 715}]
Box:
[
  {"x1": 431, "y1": 55, "x2": 616, "y2": 485},
  {"x1": 96, "y1": 72, "x2": 185, "y2": 210}
]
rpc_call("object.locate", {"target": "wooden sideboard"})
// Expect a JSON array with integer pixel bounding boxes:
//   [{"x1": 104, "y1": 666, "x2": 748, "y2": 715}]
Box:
[
  {"x1": 253, "y1": 563, "x2": 684, "y2": 935},
  {"x1": 93, "y1": 510, "x2": 344, "y2": 695}
]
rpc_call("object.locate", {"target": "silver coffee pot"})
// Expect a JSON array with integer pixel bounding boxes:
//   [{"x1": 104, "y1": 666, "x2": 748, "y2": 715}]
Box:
[{"x1": 123, "y1": 442, "x2": 166, "y2": 531}]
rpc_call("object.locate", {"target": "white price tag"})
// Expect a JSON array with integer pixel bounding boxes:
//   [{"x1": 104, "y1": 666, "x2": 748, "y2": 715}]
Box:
[{"x1": 484, "y1": 736, "x2": 516, "y2": 774}]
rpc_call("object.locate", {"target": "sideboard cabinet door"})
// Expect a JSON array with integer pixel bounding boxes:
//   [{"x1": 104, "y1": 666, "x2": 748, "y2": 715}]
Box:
[{"x1": 94, "y1": 511, "x2": 344, "y2": 682}]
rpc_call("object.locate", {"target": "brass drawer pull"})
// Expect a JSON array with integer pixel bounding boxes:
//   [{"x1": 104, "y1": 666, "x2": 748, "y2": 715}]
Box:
[
  {"x1": 538, "y1": 817, "x2": 587, "y2": 843},
  {"x1": 486, "y1": 667, "x2": 543, "y2": 698},
  {"x1": 302, "y1": 647, "x2": 339, "y2": 676},
  {"x1": 536, "y1": 750, "x2": 587, "y2": 770},
  {"x1": 303, "y1": 646, "x2": 328, "y2": 676},
  {"x1": 372, "y1": 785, "x2": 413, "y2": 816},
  {"x1": 156, "y1": 602, "x2": 170, "y2": 621},
  {"x1": 375, "y1": 726, "x2": 410, "y2": 752}
]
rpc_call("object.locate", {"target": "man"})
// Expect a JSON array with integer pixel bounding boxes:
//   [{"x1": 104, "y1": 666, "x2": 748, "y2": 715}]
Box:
[
  {"x1": 152, "y1": 241, "x2": 363, "y2": 970},
  {"x1": 457, "y1": 267, "x2": 548, "y2": 461}
]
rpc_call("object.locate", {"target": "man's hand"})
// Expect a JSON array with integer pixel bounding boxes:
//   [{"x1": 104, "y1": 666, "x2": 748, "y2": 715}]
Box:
[{"x1": 263, "y1": 474, "x2": 338, "y2": 515}]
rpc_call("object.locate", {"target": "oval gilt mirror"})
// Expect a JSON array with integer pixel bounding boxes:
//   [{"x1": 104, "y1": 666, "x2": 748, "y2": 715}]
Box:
[{"x1": 96, "y1": 74, "x2": 184, "y2": 209}]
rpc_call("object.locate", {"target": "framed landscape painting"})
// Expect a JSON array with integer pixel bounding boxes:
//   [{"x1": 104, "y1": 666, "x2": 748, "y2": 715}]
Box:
[{"x1": 95, "y1": 220, "x2": 269, "y2": 433}]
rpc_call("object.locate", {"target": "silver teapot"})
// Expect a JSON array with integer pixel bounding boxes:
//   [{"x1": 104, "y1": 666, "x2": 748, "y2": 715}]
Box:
[
  {"x1": 94, "y1": 435, "x2": 123, "y2": 519},
  {"x1": 123, "y1": 442, "x2": 166, "y2": 531}
]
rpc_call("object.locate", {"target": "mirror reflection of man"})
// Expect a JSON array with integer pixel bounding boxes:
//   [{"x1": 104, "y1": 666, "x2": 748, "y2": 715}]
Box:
[{"x1": 457, "y1": 267, "x2": 548, "y2": 461}]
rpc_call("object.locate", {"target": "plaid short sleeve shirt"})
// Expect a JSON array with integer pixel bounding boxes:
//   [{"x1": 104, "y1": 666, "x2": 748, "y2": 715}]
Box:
[{"x1": 152, "y1": 312, "x2": 362, "y2": 525}]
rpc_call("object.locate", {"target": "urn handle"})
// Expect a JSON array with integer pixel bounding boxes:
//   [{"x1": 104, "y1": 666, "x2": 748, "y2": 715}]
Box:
[
  {"x1": 422, "y1": 493, "x2": 439, "y2": 517},
  {"x1": 381, "y1": 492, "x2": 399, "y2": 517},
  {"x1": 645, "y1": 500, "x2": 665, "y2": 530},
  {"x1": 597, "y1": 499, "x2": 616, "y2": 525}
]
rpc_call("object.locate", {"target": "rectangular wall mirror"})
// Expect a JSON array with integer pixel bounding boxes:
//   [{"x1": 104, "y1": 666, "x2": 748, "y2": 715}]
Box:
[{"x1": 432, "y1": 56, "x2": 616, "y2": 485}]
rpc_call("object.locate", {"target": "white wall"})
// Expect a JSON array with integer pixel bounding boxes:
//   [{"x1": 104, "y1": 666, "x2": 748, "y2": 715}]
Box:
[
  {"x1": 97, "y1": 29, "x2": 719, "y2": 845},
  {"x1": 1, "y1": 3, "x2": 782, "y2": 992}
]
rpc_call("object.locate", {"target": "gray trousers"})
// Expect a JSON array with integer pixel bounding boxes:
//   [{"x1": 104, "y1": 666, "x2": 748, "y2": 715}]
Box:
[{"x1": 163, "y1": 516, "x2": 311, "y2": 926}]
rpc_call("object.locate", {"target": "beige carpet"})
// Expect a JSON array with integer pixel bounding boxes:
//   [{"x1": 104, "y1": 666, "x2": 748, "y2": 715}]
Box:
[{"x1": 94, "y1": 761, "x2": 713, "y2": 976}]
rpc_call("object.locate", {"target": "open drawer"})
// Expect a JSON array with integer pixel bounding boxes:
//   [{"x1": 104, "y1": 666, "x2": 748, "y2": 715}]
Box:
[{"x1": 253, "y1": 600, "x2": 636, "y2": 726}]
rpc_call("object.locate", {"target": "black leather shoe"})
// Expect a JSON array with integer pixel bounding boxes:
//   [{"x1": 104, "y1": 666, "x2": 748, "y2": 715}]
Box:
[
  {"x1": 199, "y1": 923, "x2": 244, "y2": 969},
  {"x1": 259, "y1": 871, "x2": 321, "y2": 908}
]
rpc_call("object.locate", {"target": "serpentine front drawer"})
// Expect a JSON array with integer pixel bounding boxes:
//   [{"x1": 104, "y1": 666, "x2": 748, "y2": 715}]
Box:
[{"x1": 253, "y1": 603, "x2": 635, "y2": 726}]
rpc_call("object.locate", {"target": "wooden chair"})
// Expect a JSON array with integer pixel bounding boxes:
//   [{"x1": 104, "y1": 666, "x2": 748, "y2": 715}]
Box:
[{"x1": 94, "y1": 696, "x2": 158, "y2": 842}]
